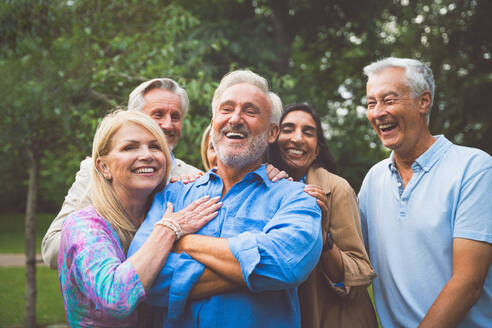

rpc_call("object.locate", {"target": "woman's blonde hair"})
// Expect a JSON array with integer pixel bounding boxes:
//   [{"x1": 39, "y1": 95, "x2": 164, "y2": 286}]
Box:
[
  {"x1": 90, "y1": 109, "x2": 172, "y2": 252},
  {"x1": 200, "y1": 124, "x2": 212, "y2": 171}
]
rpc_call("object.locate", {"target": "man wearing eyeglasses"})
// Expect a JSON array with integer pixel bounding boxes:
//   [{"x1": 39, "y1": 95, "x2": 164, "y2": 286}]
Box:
[{"x1": 358, "y1": 57, "x2": 492, "y2": 328}]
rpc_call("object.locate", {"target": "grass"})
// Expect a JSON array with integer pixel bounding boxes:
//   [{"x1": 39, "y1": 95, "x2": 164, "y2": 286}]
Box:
[
  {"x1": 0, "y1": 212, "x2": 66, "y2": 326},
  {"x1": 0, "y1": 213, "x2": 55, "y2": 254},
  {"x1": 0, "y1": 267, "x2": 66, "y2": 327}
]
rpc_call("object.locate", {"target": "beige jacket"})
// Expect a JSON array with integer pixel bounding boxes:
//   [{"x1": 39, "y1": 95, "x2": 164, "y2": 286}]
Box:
[
  {"x1": 41, "y1": 157, "x2": 201, "y2": 269},
  {"x1": 298, "y1": 166, "x2": 378, "y2": 328}
]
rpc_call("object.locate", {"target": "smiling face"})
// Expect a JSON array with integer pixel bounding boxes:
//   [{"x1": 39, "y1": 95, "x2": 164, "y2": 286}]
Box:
[
  {"x1": 278, "y1": 110, "x2": 319, "y2": 179},
  {"x1": 366, "y1": 67, "x2": 431, "y2": 157},
  {"x1": 98, "y1": 122, "x2": 167, "y2": 200},
  {"x1": 211, "y1": 83, "x2": 278, "y2": 170},
  {"x1": 142, "y1": 88, "x2": 182, "y2": 150}
]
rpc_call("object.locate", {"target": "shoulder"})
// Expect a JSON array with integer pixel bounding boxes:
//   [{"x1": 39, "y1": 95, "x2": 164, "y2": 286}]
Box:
[
  {"x1": 60, "y1": 206, "x2": 120, "y2": 252},
  {"x1": 62, "y1": 206, "x2": 113, "y2": 237},
  {"x1": 360, "y1": 157, "x2": 390, "y2": 188},
  {"x1": 172, "y1": 158, "x2": 202, "y2": 176},
  {"x1": 444, "y1": 143, "x2": 492, "y2": 170},
  {"x1": 268, "y1": 178, "x2": 319, "y2": 208},
  {"x1": 358, "y1": 157, "x2": 391, "y2": 202},
  {"x1": 306, "y1": 167, "x2": 355, "y2": 196}
]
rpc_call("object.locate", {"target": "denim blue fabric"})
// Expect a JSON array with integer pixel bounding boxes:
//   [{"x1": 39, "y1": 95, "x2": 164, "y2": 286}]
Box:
[{"x1": 129, "y1": 164, "x2": 322, "y2": 327}]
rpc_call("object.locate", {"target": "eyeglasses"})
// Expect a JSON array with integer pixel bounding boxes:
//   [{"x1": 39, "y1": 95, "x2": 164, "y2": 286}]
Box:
[{"x1": 366, "y1": 96, "x2": 412, "y2": 110}]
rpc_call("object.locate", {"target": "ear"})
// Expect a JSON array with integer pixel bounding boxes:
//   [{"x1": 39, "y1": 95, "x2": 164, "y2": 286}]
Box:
[
  {"x1": 210, "y1": 119, "x2": 214, "y2": 128},
  {"x1": 419, "y1": 90, "x2": 432, "y2": 116},
  {"x1": 96, "y1": 158, "x2": 112, "y2": 181},
  {"x1": 267, "y1": 123, "x2": 280, "y2": 144}
]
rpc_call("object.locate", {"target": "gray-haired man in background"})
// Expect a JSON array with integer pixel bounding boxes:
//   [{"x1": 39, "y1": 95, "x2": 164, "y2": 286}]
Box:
[{"x1": 41, "y1": 78, "x2": 201, "y2": 269}]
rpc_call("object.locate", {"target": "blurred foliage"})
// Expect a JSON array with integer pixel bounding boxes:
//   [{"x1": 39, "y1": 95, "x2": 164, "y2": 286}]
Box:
[{"x1": 1, "y1": 0, "x2": 491, "y2": 212}]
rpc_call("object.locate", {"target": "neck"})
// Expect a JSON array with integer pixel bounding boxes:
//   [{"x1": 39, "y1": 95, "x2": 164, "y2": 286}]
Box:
[
  {"x1": 290, "y1": 167, "x2": 308, "y2": 181},
  {"x1": 393, "y1": 132, "x2": 436, "y2": 187},
  {"x1": 114, "y1": 187, "x2": 151, "y2": 228},
  {"x1": 216, "y1": 159, "x2": 262, "y2": 196},
  {"x1": 394, "y1": 132, "x2": 436, "y2": 171}
]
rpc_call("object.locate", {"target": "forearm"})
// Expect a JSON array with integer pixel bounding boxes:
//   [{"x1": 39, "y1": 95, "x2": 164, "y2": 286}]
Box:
[
  {"x1": 128, "y1": 225, "x2": 177, "y2": 292},
  {"x1": 419, "y1": 238, "x2": 492, "y2": 327},
  {"x1": 419, "y1": 276, "x2": 481, "y2": 328},
  {"x1": 320, "y1": 243, "x2": 344, "y2": 283},
  {"x1": 189, "y1": 267, "x2": 240, "y2": 300},
  {"x1": 175, "y1": 234, "x2": 245, "y2": 285}
]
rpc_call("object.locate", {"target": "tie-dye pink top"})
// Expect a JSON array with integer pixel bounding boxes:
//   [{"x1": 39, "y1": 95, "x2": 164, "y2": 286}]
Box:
[{"x1": 58, "y1": 206, "x2": 146, "y2": 327}]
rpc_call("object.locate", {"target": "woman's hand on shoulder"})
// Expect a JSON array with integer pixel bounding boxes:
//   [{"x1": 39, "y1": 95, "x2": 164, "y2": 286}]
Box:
[
  {"x1": 169, "y1": 172, "x2": 204, "y2": 184},
  {"x1": 304, "y1": 184, "x2": 329, "y2": 216},
  {"x1": 265, "y1": 163, "x2": 292, "y2": 182}
]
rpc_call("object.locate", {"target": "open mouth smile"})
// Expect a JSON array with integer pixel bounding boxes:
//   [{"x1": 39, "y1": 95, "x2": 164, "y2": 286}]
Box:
[
  {"x1": 378, "y1": 122, "x2": 398, "y2": 133},
  {"x1": 225, "y1": 131, "x2": 247, "y2": 139},
  {"x1": 132, "y1": 167, "x2": 157, "y2": 174}
]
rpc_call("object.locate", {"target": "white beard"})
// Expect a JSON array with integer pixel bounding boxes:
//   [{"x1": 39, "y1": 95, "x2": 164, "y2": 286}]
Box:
[{"x1": 212, "y1": 126, "x2": 268, "y2": 169}]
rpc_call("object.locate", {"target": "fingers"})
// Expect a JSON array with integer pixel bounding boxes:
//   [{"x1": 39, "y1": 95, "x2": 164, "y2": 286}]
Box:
[
  {"x1": 194, "y1": 197, "x2": 222, "y2": 217},
  {"x1": 178, "y1": 196, "x2": 222, "y2": 235},
  {"x1": 316, "y1": 199, "x2": 329, "y2": 215},
  {"x1": 197, "y1": 210, "x2": 219, "y2": 226},
  {"x1": 265, "y1": 163, "x2": 274, "y2": 175},
  {"x1": 272, "y1": 170, "x2": 289, "y2": 182},
  {"x1": 164, "y1": 202, "x2": 174, "y2": 215},
  {"x1": 181, "y1": 174, "x2": 201, "y2": 184},
  {"x1": 304, "y1": 185, "x2": 327, "y2": 200},
  {"x1": 169, "y1": 176, "x2": 179, "y2": 183},
  {"x1": 185, "y1": 195, "x2": 212, "y2": 211}
]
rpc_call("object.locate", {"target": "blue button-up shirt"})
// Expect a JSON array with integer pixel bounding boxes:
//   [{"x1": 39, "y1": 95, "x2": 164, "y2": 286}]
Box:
[
  {"x1": 358, "y1": 135, "x2": 492, "y2": 328},
  {"x1": 129, "y1": 164, "x2": 322, "y2": 328}
]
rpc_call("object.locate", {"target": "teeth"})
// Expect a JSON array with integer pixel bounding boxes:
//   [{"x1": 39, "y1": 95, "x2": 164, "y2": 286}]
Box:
[
  {"x1": 288, "y1": 149, "x2": 303, "y2": 155},
  {"x1": 135, "y1": 167, "x2": 155, "y2": 174},
  {"x1": 225, "y1": 132, "x2": 246, "y2": 138},
  {"x1": 379, "y1": 123, "x2": 396, "y2": 130}
]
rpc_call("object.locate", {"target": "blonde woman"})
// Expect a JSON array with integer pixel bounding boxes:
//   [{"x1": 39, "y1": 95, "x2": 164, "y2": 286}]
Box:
[{"x1": 58, "y1": 110, "x2": 220, "y2": 327}]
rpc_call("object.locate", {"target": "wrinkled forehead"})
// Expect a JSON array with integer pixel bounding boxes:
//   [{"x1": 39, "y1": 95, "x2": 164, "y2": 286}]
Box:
[
  {"x1": 215, "y1": 83, "x2": 272, "y2": 115},
  {"x1": 366, "y1": 67, "x2": 409, "y2": 96}
]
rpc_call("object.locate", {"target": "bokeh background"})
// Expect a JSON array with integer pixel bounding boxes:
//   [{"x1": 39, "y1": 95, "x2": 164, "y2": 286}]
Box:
[
  {"x1": 1, "y1": 0, "x2": 491, "y2": 212},
  {"x1": 1, "y1": 0, "x2": 491, "y2": 326}
]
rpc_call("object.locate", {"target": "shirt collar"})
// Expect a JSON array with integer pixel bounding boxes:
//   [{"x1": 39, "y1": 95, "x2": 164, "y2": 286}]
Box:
[
  {"x1": 388, "y1": 135, "x2": 452, "y2": 173},
  {"x1": 195, "y1": 164, "x2": 269, "y2": 187}
]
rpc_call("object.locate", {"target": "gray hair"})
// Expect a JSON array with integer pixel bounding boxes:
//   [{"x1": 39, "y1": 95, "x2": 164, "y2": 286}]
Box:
[
  {"x1": 363, "y1": 57, "x2": 435, "y2": 124},
  {"x1": 211, "y1": 70, "x2": 275, "y2": 123},
  {"x1": 128, "y1": 78, "x2": 190, "y2": 118},
  {"x1": 269, "y1": 92, "x2": 283, "y2": 124}
]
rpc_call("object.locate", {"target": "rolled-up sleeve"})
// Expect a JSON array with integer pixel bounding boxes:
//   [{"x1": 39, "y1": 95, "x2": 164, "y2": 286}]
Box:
[{"x1": 228, "y1": 190, "x2": 322, "y2": 293}]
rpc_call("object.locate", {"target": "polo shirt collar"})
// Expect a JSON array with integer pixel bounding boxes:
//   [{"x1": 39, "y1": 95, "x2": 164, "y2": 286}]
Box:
[{"x1": 388, "y1": 135, "x2": 452, "y2": 173}]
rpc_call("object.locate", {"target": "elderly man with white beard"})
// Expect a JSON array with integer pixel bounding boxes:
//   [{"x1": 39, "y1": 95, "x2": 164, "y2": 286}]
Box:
[{"x1": 128, "y1": 70, "x2": 323, "y2": 328}]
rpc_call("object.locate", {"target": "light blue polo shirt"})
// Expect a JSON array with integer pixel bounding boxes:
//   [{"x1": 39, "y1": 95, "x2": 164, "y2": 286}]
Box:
[
  {"x1": 129, "y1": 164, "x2": 322, "y2": 328},
  {"x1": 358, "y1": 135, "x2": 492, "y2": 328}
]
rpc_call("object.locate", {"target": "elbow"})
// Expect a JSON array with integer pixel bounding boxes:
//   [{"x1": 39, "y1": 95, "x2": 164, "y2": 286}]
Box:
[
  {"x1": 100, "y1": 299, "x2": 139, "y2": 319},
  {"x1": 468, "y1": 278, "x2": 484, "y2": 305}
]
